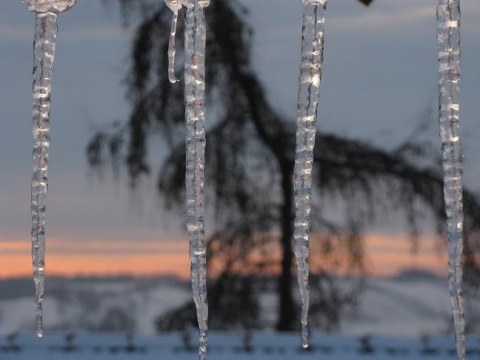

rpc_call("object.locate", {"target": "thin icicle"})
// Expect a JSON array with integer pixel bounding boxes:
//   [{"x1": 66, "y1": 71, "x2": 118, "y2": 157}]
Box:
[
  {"x1": 436, "y1": 1, "x2": 465, "y2": 360},
  {"x1": 293, "y1": 0, "x2": 328, "y2": 349},
  {"x1": 184, "y1": 1, "x2": 210, "y2": 359},
  {"x1": 23, "y1": 0, "x2": 77, "y2": 338},
  {"x1": 165, "y1": 0, "x2": 181, "y2": 83},
  {"x1": 31, "y1": 11, "x2": 57, "y2": 338}
]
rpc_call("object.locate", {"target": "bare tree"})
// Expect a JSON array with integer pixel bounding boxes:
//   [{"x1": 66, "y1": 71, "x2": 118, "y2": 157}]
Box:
[{"x1": 89, "y1": 0, "x2": 480, "y2": 331}]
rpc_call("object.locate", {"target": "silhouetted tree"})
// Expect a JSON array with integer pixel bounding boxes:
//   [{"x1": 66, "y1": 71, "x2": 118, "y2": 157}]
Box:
[{"x1": 90, "y1": 0, "x2": 480, "y2": 332}]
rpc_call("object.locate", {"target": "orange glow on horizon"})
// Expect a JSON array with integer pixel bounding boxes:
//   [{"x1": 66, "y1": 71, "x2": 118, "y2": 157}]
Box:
[
  {"x1": 1, "y1": 238, "x2": 191, "y2": 279},
  {"x1": 361, "y1": 234, "x2": 447, "y2": 277},
  {"x1": 0, "y1": 233, "x2": 448, "y2": 279}
]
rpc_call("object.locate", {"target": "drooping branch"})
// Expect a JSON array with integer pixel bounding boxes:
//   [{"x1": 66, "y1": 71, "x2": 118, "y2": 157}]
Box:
[{"x1": 86, "y1": 0, "x2": 480, "y2": 332}]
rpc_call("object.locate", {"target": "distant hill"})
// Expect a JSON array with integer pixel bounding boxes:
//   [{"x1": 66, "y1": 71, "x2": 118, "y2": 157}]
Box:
[{"x1": 392, "y1": 268, "x2": 443, "y2": 282}]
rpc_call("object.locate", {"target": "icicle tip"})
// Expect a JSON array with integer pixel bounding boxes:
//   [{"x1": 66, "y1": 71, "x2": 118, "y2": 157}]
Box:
[{"x1": 169, "y1": 74, "x2": 180, "y2": 84}]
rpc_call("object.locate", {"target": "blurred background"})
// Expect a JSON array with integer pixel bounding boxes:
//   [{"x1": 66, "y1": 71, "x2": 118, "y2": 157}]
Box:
[{"x1": 0, "y1": 0, "x2": 480, "y2": 338}]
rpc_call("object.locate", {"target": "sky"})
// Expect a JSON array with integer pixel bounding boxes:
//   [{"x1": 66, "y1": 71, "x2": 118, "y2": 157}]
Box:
[{"x1": 0, "y1": 0, "x2": 479, "y2": 279}]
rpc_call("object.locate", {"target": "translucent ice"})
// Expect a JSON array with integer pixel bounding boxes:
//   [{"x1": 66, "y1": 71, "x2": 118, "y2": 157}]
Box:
[
  {"x1": 293, "y1": 0, "x2": 328, "y2": 349},
  {"x1": 23, "y1": 0, "x2": 76, "y2": 13},
  {"x1": 183, "y1": 0, "x2": 210, "y2": 359},
  {"x1": 23, "y1": 0, "x2": 77, "y2": 338},
  {"x1": 30, "y1": 10, "x2": 57, "y2": 339},
  {"x1": 165, "y1": 0, "x2": 181, "y2": 83},
  {"x1": 436, "y1": 1, "x2": 465, "y2": 360}
]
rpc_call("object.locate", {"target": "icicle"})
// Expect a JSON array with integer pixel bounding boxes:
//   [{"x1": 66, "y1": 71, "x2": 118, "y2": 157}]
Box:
[
  {"x1": 165, "y1": 0, "x2": 181, "y2": 83},
  {"x1": 436, "y1": 1, "x2": 465, "y2": 360},
  {"x1": 183, "y1": 0, "x2": 210, "y2": 359},
  {"x1": 165, "y1": 1, "x2": 210, "y2": 357},
  {"x1": 22, "y1": 0, "x2": 77, "y2": 338},
  {"x1": 293, "y1": 0, "x2": 328, "y2": 349}
]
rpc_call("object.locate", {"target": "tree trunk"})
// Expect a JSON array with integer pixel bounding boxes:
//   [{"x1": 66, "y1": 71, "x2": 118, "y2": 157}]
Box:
[
  {"x1": 276, "y1": 165, "x2": 297, "y2": 331},
  {"x1": 234, "y1": 69, "x2": 297, "y2": 331}
]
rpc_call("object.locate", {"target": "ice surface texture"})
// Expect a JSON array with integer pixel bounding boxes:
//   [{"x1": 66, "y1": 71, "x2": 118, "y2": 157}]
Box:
[
  {"x1": 167, "y1": 9, "x2": 180, "y2": 83},
  {"x1": 165, "y1": 0, "x2": 181, "y2": 83},
  {"x1": 165, "y1": 1, "x2": 212, "y2": 358},
  {"x1": 183, "y1": 0, "x2": 210, "y2": 359},
  {"x1": 293, "y1": 0, "x2": 328, "y2": 349},
  {"x1": 436, "y1": 1, "x2": 465, "y2": 360},
  {"x1": 23, "y1": 0, "x2": 76, "y2": 13},
  {"x1": 31, "y1": 11, "x2": 58, "y2": 338},
  {"x1": 26, "y1": 0, "x2": 77, "y2": 338}
]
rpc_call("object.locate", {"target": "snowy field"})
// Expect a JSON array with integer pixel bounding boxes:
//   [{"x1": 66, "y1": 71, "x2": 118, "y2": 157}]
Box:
[
  {"x1": 1, "y1": 332, "x2": 479, "y2": 360},
  {"x1": 1, "y1": 273, "x2": 479, "y2": 359},
  {"x1": 2, "y1": 273, "x2": 476, "y2": 336}
]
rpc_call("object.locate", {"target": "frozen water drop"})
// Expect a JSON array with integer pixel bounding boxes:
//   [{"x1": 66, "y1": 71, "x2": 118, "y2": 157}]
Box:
[
  {"x1": 436, "y1": 1, "x2": 465, "y2": 360},
  {"x1": 293, "y1": 0, "x2": 329, "y2": 349}
]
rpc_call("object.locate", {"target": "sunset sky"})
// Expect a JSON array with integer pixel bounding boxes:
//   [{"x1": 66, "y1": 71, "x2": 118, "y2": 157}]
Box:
[
  {"x1": 0, "y1": 0, "x2": 479, "y2": 279},
  {"x1": 1, "y1": 233, "x2": 448, "y2": 279}
]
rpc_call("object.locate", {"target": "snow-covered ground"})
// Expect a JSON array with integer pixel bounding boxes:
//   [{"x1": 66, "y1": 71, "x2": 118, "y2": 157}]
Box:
[
  {"x1": 0, "y1": 276, "x2": 192, "y2": 334},
  {"x1": 1, "y1": 332, "x2": 478, "y2": 360},
  {"x1": 1, "y1": 272, "x2": 475, "y2": 336},
  {"x1": 345, "y1": 276, "x2": 456, "y2": 336},
  {"x1": 1, "y1": 273, "x2": 479, "y2": 359}
]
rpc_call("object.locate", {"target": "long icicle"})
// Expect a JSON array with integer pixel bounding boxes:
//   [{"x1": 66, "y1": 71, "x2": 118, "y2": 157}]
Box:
[
  {"x1": 23, "y1": 0, "x2": 77, "y2": 338},
  {"x1": 436, "y1": 1, "x2": 465, "y2": 360},
  {"x1": 184, "y1": 1, "x2": 210, "y2": 359},
  {"x1": 31, "y1": 10, "x2": 58, "y2": 339},
  {"x1": 293, "y1": 0, "x2": 328, "y2": 349}
]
